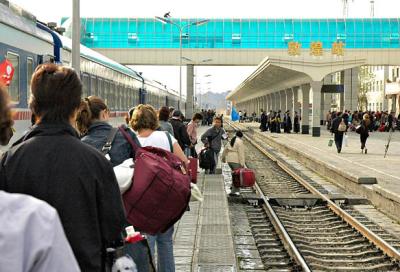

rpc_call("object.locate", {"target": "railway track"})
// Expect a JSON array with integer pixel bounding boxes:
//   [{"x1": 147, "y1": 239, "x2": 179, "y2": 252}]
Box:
[{"x1": 226, "y1": 121, "x2": 400, "y2": 271}]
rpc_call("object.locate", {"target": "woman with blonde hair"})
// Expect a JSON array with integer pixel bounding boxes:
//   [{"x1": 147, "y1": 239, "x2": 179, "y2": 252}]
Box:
[
  {"x1": 129, "y1": 104, "x2": 188, "y2": 272},
  {"x1": 358, "y1": 113, "x2": 371, "y2": 154}
]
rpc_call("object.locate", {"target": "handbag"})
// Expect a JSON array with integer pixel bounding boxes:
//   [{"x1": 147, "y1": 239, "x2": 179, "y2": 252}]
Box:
[{"x1": 106, "y1": 227, "x2": 155, "y2": 272}]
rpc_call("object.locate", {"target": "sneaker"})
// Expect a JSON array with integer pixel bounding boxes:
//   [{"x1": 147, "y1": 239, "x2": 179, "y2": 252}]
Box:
[{"x1": 365, "y1": 149, "x2": 368, "y2": 154}]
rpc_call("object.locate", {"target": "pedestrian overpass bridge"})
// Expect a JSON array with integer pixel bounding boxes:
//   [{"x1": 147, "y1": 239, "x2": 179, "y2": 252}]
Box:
[
  {"x1": 64, "y1": 18, "x2": 400, "y2": 66},
  {"x1": 62, "y1": 18, "x2": 400, "y2": 132}
]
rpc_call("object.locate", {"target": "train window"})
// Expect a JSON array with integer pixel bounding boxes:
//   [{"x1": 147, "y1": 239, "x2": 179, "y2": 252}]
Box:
[
  {"x1": 98, "y1": 78, "x2": 103, "y2": 99},
  {"x1": 103, "y1": 81, "x2": 109, "y2": 105},
  {"x1": 82, "y1": 74, "x2": 89, "y2": 98},
  {"x1": 6, "y1": 52, "x2": 20, "y2": 102},
  {"x1": 27, "y1": 58, "x2": 33, "y2": 101},
  {"x1": 90, "y1": 76, "x2": 97, "y2": 96}
]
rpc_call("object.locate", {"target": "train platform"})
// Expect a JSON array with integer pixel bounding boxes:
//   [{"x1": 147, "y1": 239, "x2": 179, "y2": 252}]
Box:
[
  {"x1": 233, "y1": 121, "x2": 400, "y2": 220},
  {"x1": 173, "y1": 173, "x2": 237, "y2": 271},
  {"x1": 172, "y1": 125, "x2": 237, "y2": 271}
]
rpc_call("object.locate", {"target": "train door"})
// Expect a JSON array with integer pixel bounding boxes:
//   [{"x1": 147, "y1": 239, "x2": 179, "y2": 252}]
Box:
[{"x1": 139, "y1": 88, "x2": 146, "y2": 104}]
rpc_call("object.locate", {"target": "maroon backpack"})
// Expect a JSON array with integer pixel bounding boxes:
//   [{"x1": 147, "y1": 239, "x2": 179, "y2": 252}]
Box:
[{"x1": 118, "y1": 126, "x2": 191, "y2": 235}]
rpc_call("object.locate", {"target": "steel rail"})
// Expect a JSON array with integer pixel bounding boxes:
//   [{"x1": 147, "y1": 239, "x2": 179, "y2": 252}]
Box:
[
  {"x1": 253, "y1": 181, "x2": 311, "y2": 272},
  {"x1": 228, "y1": 121, "x2": 400, "y2": 261}
]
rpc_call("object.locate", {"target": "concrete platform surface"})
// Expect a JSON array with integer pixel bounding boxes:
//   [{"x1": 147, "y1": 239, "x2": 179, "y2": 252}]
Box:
[{"x1": 173, "y1": 173, "x2": 237, "y2": 271}]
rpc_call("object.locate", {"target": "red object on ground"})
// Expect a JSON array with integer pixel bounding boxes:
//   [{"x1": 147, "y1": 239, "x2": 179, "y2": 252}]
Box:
[
  {"x1": 233, "y1": 168, "x2": 256, "y2": 188},
  {"x1": 188, "y1": 157, "x2": 198, "y2": 184},
  {"x1": 0, "y1": 59, "x2": 14, "y2": 86}
]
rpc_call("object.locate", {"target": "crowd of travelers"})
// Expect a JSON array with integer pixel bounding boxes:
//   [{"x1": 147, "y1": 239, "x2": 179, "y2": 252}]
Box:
[
  {"x1": 239, "y1": 109, "x2": 300, "y2": 134},
  {"x1": 0, "y1": 63, "x2": 237, "y2": 272},
  {"x1": 237, "y1": 107, "x2": 398, "y2": 155}
]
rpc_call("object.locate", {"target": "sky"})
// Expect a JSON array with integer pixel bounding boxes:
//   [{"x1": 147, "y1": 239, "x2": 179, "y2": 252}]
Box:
[{"x1": 10, "y1": 0, "x2": 400, "y2": 94}]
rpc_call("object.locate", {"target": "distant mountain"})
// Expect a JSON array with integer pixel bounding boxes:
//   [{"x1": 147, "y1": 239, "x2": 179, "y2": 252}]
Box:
[{"x1": 199, "y1": 91, "x2": 230, "y2": 110}]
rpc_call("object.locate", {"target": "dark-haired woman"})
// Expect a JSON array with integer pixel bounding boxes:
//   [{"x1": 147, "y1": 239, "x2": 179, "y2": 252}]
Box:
[
  {"x1": 222, "y1": 131, "x2": 245, "y2": 196},
  {"x1": 77, "y1": 96, "x2": 133, "y2": 167},
  {"x1": 158, "y1": 106, "x2": 174, "y2": 135},
  {"x1": 0, "y1": 64, "x2": 125, "y2": 271},
  {"x1": 186, "y1": 112, "x2": 203, "y2": 157}
]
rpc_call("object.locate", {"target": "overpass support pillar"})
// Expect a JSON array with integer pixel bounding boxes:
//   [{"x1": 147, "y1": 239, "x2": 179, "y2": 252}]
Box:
[
  {"x1": 286, "y1": 88, "x2": 293, "y2": 118},
  {"x1": 311, "y1": 81, "x2": 323, "y2": 137},
  {"x1": 301, "y1": 84, "x2": 310, "y2": 134},
  {"x1": 383, "y1": 66, "x2": 389, "y2": 111},
  {"x1": 186, "y1": 64, "x2": 194, "y2": 119},
  {"x1": 344, "y1": 67, "x2": 359, "y2": 111}
]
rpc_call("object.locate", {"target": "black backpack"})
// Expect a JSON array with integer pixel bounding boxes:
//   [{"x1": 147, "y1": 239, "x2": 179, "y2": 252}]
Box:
[{"x1": 199, "y1": 148, "x2": 215, "y2": 170}]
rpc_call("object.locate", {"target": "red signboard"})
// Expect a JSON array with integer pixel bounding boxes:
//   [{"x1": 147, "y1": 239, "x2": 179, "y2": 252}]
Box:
[{"x1": 0, "y1": 59, "x2": 15, "y2": 86}]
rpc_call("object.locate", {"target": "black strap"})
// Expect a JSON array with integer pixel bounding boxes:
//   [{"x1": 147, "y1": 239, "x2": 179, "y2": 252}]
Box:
[
  {"x1": 101, "y1": 128, "x2": 118, "y2": 155},
  {"x1": 165, "y1": 132, "x2": 173, "y2": 152}
]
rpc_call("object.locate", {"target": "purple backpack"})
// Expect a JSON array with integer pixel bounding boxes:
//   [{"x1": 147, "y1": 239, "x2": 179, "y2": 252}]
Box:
[{"x1": 118, "y1": 127, "x2": 191, "y2": 235}]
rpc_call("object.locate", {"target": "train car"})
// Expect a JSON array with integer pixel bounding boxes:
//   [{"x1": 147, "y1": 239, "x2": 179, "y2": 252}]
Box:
[
  {"x1": 0, "y1": 0, "x2": 183, "y2": 123},
  {"x1": 0, "y1": 1, "x2": 54, "y2": 118}
]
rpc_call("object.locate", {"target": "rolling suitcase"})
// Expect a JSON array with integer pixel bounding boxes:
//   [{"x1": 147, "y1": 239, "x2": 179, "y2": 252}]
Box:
[
  {"x1": 188, "y1": 157, "x2": 198, "y2": 184},
  {"x1": 233, "y1": 168, "x2": 256, "y2": 188}
]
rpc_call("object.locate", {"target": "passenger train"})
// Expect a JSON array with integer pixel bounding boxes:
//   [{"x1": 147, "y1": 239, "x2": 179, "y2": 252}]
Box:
[{"x1": 0, "y1": 0, "x2": 183, "y2": 121}]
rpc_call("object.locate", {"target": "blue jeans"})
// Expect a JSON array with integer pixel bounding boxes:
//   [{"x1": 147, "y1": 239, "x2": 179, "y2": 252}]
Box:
[{"x1": 146, "y1": 226, "x2": 175, "y2": 272}]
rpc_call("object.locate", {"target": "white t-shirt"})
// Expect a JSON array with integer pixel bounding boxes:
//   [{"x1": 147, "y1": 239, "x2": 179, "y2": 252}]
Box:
[{"x1": 137, "y1": 131, "x2": 177, "y2": 151}]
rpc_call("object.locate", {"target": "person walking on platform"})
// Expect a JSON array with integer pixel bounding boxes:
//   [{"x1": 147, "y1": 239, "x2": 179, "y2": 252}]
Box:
[
  {"x1": 222, "y1": 131, "x2": 245, "y2": 196},
  {"x1": 330, "y1": 112, "x2": 347, "y2": 153},
  {"x1": 129, "y1": 104, "x2": 188, "y2": 272},
  {"x1": 0, "y1": 64, "x2": 125, "y2": 272},
  {"x1": 158, "y1": 106, "x2": 174, "y2": 135},
  {"x1": 77, "y1": 96, "x2": 134, "y2": 167},
  {"x1": 187, "y1": 113, "x2": 203, "y2": 157},
  {"x1": 294, "y1": 111, "x2": 300, "y2": 133},
  {"x1": 201, "y1": 116, "x2": 227, "y2": 174},
  {"x1": 276, "y1": 110, "x2": 282, "y2": 133},
  {"x1": 270, "y1": 111, "x2": 276, "y2": 133},
  {"x1": 359, "y1": 113, "x2": 371, "y2": 154},
  {"x1": 284, "y1": 110, "x2": 292, "y2": 133},
  {"x1": 0, "y1": 84, "x2": 80, "y2": 272},
  {"x1": 170, "y1": 110, "x2": 191, "y2": 150},
  {"x1": 260, "y1": 110, "x2": 268, "y2": 132}
]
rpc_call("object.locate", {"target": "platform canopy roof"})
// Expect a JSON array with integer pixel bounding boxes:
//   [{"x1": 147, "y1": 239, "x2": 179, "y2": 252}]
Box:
[{"x1": 226, "y1": 56, "x2": 366, "y2": 103}]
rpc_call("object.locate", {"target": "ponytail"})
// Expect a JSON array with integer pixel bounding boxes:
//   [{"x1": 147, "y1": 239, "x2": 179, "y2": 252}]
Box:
[
  {"x1": 76, "y1": 99, "x2": 92, "y2": 136},
  {"x1": 230, "y1": 130, "x2": 243, "y2": 147},
  {"x1": 230, "y1": 136, "x2": 237, "y2": 147},
  {"x1": 76, "y1": 96, "x2": 108, "y2": 136}
]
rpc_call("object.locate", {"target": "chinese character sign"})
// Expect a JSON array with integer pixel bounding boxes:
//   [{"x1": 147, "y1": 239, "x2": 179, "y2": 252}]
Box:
[
  {"x1": 332, "y1": 41, "x2": 345, "y2": 56},
  {"x1": 288, "y1": 42, "x2": 301, "y2": 56},
  {"x1": 310, "y1": 42, "x2": 323, "y2": 56},
  {"x1": 0, "y1": 59, "x2": 14, "y2": 86}
]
